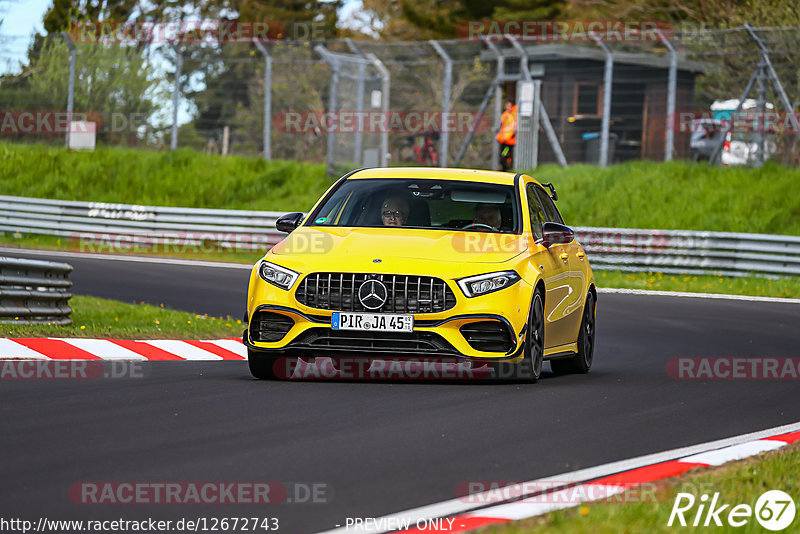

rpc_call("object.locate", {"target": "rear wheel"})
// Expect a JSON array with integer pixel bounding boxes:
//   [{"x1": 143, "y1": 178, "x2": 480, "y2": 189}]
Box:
[{"x1": 551, "y1": 291, "x2": 595, "y2": 375}]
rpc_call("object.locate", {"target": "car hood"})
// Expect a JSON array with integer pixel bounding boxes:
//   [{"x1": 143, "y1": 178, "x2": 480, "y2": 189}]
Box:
[{"x1": 270, "y1": 227, "x2": 528, "y2": 264}]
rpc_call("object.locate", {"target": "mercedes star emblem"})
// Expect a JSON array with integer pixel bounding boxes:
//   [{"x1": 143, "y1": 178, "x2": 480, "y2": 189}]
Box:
[{"x1": 358, "y1": 279, "x2": 388, "y2": 310}]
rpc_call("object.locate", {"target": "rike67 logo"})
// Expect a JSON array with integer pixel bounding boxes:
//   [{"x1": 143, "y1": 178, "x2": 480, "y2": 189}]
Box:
[{"x1": 668, "y1": 490, "x2": 796, "y2": 531}]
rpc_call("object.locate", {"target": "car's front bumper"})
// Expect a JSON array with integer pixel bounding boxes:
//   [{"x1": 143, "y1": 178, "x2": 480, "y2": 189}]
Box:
[{"x1": 245, "y1": 274, "x2": 534, "y2": 362}]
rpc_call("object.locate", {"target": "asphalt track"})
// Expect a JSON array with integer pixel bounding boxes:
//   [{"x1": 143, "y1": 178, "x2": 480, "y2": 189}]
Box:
[{"x1": 2, "y1": 248, "x2": 800, "y2": 533}]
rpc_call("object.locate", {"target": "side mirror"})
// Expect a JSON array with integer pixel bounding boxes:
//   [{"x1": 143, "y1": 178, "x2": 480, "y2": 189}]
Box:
[
  {"x1": 542, "y1": 222, "x2": 574, "y2": 248},
  {"x1": 276, "y1": 212, "x2": 304, "y2": 233}
]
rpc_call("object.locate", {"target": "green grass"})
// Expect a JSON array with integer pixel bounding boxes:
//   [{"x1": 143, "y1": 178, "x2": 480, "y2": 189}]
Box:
[
  {"x1": 0, "y1": 143, "x2": 329, "y2": 211},
  {"x1": 597, "y1": 270, "x2": 800, "y2": 299},
  {"x1": 531, "y1": 160, "x2": 800, "y2": 235},
  {"x1": 3, "y1": 143, "x2": 800, "y2": 235},
  {"x1": 2, "y1": 143, "x2": 800, "y2": 300},
  {"x1": 1, "y1": 295, "x2": 244, "y2": 339},
  {"x1": 482, "y1": 441, "x2": 800, "y2": 534}
]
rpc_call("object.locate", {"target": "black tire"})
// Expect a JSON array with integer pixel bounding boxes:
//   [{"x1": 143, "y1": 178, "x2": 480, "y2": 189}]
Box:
[
  {"x1": 550, "y1": 291, "x2": 595, "y2": 375},
  {"x1": 248, "y1": 349, "x2": 280, "y2": 380},
  {"x1": 493, "y1": 290, "x2": 544, "y2": 383}
]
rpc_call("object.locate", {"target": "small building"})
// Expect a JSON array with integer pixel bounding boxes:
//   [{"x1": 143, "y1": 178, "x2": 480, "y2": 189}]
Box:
[{"x1": 481, "y1": 43, "x2": 706, "y2": 164}]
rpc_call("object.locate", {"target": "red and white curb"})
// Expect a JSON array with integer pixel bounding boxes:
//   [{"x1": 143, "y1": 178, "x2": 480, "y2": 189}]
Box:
[
  {"x1": 0, "y1": 338, "x2": 246, "y2": 361},
  {"x1": 318, "y1": 421, "x2": 800, "y2": 533}
]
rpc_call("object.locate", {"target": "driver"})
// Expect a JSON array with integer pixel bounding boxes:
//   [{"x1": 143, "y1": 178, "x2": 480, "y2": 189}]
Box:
[
  {"x1": 473, "y1": 203, "x2": 502, "y2": 230},
  {"x1": 381, "y1": 196, "x2": 410, "y2": 226}
]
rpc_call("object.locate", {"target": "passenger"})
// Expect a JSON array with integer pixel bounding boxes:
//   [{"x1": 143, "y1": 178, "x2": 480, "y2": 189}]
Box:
[
  {"x1": 381, "y1": 196, "x2": 410, "y2": 226},
  {"x1": 473, "y1": 203, "x2": 502, "y2": 230}
]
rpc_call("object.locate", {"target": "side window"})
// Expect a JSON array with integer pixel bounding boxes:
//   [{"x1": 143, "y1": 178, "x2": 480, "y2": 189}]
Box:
[
  {"x1": 534, "y1": 186, "x2": 565, "y2": 224},
  {"x1": 526, "y1": 184, "x2": 545, "y2": 240}
]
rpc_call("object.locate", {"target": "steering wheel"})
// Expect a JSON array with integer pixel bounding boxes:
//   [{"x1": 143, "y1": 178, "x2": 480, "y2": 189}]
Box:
[{"x1": 462, "y1": 223, "x2": 498, "y2": 231}]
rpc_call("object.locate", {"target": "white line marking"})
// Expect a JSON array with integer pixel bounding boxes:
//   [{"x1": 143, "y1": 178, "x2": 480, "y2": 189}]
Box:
[
  {"x1": 0, "y1": 339, "x2": 49, "y2": 359},
  {"x1": 598, "y1": 287, "x2": 800, "y2": 304},
  {"x1": 465, "y1": 485, "x2": 625, "y2": 521},
  {"x1": 315, "y1": 420, "x2": 800, "y2": 534},
  {"x1": 56, "y1": 338, "x2": 148, "y2": 360},
  {"x1": 678, "y1": 439, "x2": 785, "y2": 466},
  {"x1": 203, "y1": 339, "x2": 248, "y2": 358},
  {"x1": 0, "y1": 246, "x2": 254, "y2": 270},
  {"x1": 144, "y1": 340, "x2": 224, "y2": 360}
]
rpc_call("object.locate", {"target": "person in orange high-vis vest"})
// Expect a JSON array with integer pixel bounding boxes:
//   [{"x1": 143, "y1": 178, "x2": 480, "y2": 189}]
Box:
[{"x1": 496, "y1": 101, "x2": 517, "y2": 171}]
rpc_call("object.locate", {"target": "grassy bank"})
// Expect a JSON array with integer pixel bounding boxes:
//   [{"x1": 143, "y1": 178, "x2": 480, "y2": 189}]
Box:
[
  {"x1": 2, "y1": 143, "x2": 800, "y2": 235},
  {"x1": 0, "y1": 143, "x2": 328, "y2": 211},
  {"x1": 533, "y1": 160, "x2": 800, "y2": 235},
  {"x1": 483, "y1": 441, "x2": 800, "y2": 534},
  {"x1": 1, "y1": 295, "x2": 243, "y2": 339}
]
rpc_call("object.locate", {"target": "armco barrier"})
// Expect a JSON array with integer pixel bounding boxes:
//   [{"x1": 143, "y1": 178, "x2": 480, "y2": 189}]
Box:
[
  {"x1": 0, "y1": 195, "x2": 284, "y2": 250},
  {"x1": 0, "y1": 257, "x2": 73, "y2": 324},
  {"x1": 1, "y1": 195, "x2": 798, "y2": 278},
  {"x1": 576, "y1": 227, "x2": 800, "y2": 277}
]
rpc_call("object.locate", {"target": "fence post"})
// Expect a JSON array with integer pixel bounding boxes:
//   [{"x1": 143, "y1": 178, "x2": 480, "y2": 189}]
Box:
[
  {"x1": 253, "y1": 40, "x2": 272, "y2": 160},
  {"x1": 657, "y1": 30, "x2": 677, "y2": 162},
  {"x1": 592, "y1": 34, "x2": 613, "y2": 168},
  {"x1": 484, "y1": 39, "x2": 505, "y2": 171},
  {"x1": 346, "y1": 39, "x2": 366, "y2": 167},
  {"x1": 429, "y1": 40, "x2": 452, "y2": 167},
  {"x1": 366, "y1": 53, "x2": 390, "y2": 167},
  {"x1": 170, "y1": 46, "x2": 182, "y2": 151},
  {"x1": 315, "y1": 45, "x2": 340, "y2": 176},
  {"x1": 61, "y1": 32, "x2": 76, "y2": 149}
]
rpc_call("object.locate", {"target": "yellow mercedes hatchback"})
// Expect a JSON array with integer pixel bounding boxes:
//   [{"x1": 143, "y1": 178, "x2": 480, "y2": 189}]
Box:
[{"x1": 244, "y1": 167, "x2": 596, "y2": 382}]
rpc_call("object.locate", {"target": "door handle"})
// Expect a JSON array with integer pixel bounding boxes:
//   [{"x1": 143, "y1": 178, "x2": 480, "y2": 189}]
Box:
[
  {"x1": 559, "y1": 252, "x2": 569, "y2": 262},
  {"x1": 576, "y1": 251, "x2": 585, "y2": 259}
]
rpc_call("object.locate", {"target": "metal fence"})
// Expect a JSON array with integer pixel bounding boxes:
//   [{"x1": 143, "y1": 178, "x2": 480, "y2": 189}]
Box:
[
  {"x1": 2, "y1": 195, "x2": 798, "y2": 278},
  {"x1": 0, "y1": 195, "x2": 283, "y2": 251},
  {"x1": 576, "y1": 227, "x2": 800, "y2": 277},
  {"x1": 0, "y1": 256, "x2": 73, "y2": 324},
  {"x1": 2, "y1": 25, "x2": 800, "y2": 170}
]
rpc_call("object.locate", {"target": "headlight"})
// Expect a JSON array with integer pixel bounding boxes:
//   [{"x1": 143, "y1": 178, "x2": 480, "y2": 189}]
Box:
[
  {"x1": 259, "y1": 261, "x2": 299, "y2": 290},
  {"x1": 457, "y1": 271, "x2": 521, "y2": 298}
]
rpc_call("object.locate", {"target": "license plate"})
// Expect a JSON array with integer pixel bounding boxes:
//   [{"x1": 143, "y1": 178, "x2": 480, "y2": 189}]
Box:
[{"x1": 331, "y1": 312, "x2": 413, "y2": 332}]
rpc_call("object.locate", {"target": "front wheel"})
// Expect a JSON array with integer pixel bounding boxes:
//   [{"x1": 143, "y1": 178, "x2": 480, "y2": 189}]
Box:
[
  {"x1": 248, "y1": 350, "x2": 300, "y2": 380},
  {"x1": 493, "y1": 290, "x2": 544, "y2": 382},
  {"x1": 551, "y1": 291, "x2": 595, "y2": 375}
]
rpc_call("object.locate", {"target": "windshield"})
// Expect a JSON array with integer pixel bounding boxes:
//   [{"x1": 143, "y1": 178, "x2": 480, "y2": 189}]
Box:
[{"x1": 306, "y1": 178, "x2": 520, "y2": 233}]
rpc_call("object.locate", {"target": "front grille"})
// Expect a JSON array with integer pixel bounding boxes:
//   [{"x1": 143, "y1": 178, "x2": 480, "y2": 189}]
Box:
[
  {"x1": 250, "y1": 311, "x2": 294, "y2": 342},
  {"x1": 293, "y1": 328, "x2": 457, "y2": 354},
  {"x1": 460, "y1": 321, "x2": 515, "y2": 353},
  {"x1": 296, "y1": 273, "x2": 457, "y2": 314}
]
